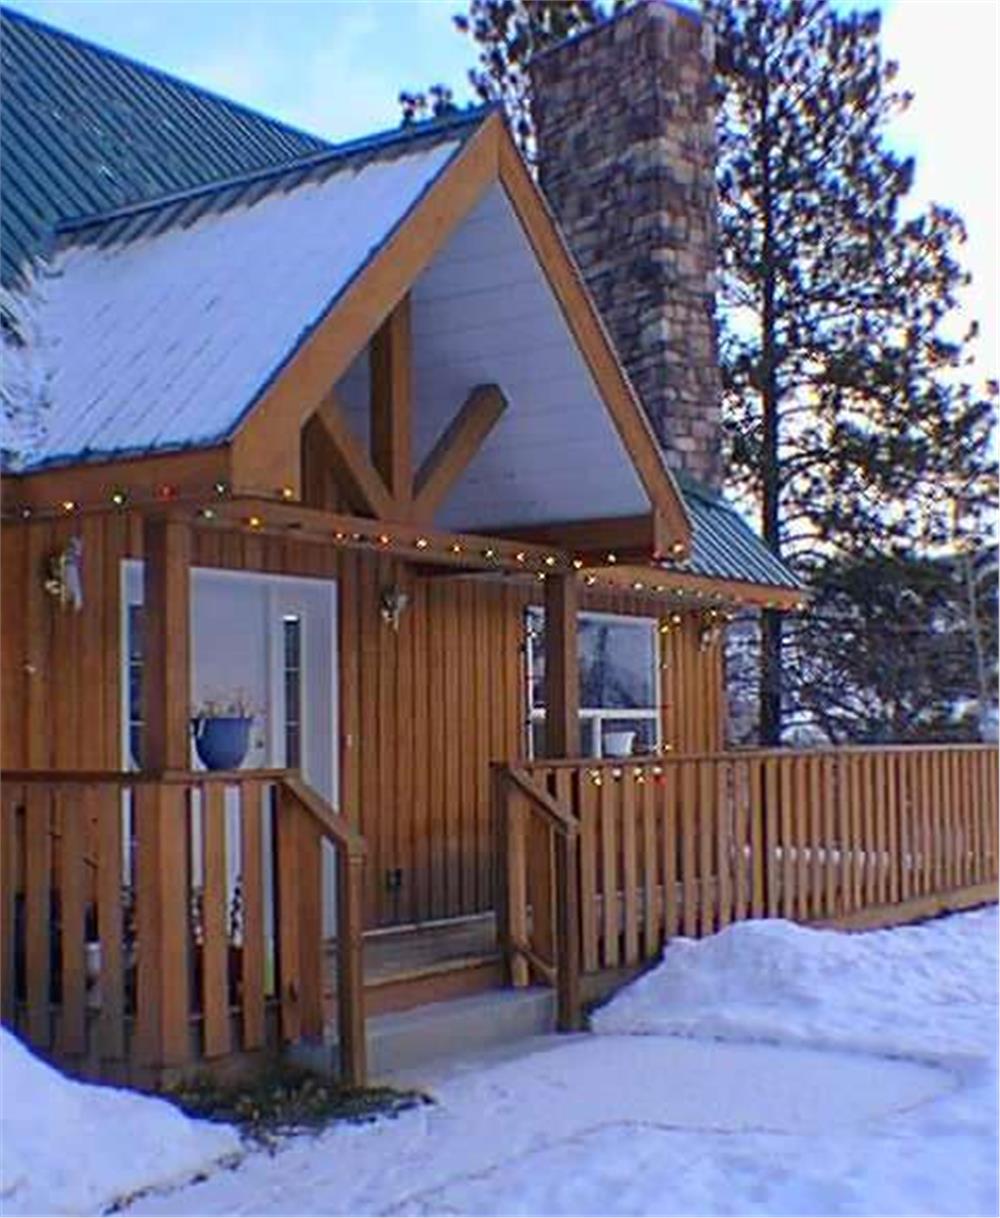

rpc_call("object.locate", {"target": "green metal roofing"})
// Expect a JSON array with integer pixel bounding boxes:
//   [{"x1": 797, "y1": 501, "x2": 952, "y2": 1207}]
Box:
[
  {"x1": 0, "y1": 5, "x2": 328, "y2": 285},
  {"x1": 674, "y1": 473, "x2": 802, "y2": 592}
]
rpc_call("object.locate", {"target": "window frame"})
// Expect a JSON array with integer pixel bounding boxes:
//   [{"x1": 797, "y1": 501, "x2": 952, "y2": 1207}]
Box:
[{"x1": 525, "y1": 607, "x2": 663, "y2": 759}]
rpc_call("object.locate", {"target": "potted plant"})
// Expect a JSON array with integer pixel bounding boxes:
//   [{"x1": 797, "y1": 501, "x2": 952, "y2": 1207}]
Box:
[{"x1": 191, "y1": 690, "x2": 257, "y2": 771}]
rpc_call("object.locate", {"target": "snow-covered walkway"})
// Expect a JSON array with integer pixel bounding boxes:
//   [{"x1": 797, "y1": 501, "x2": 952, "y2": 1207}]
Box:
[{"x1": 4, "y1": 906, "x2": 996, "y2": 1217}]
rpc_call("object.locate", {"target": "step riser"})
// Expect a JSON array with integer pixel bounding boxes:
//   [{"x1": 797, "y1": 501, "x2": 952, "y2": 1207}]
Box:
[{"x1": 290, "y1": 988, "x2": 556, "y2": 1080}]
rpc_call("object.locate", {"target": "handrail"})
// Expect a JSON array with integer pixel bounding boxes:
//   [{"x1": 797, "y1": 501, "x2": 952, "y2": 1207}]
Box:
[
  {"x1": 278, "y1": 776, "x2": 367, "y2": 1087},
  {"x1": 505, "y1": 767, "x2": 579, "y2": 837},
  {"x1": 516, "y1": 742, "x2": 999, "y2": 768},
  {"x1": 1, "y1": 767, "x2": 291, "y2": 785},
  {"x1": 280, "y1": 775, "x2": 366, "y2": 859},
  {"x1": 495, "y1": 763, "x2": 581, "y2": 1032}
]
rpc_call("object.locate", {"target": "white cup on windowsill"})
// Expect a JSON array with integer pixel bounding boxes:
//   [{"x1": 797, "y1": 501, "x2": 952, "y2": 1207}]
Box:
[{"x1": 603, "y1": 730, "x2": 636, "y2": 758}]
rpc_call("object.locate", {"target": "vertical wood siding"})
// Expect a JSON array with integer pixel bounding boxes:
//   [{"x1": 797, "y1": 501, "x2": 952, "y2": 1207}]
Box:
[{"x1": 1, "y1": 517, "x2": 725, "y2": 925}]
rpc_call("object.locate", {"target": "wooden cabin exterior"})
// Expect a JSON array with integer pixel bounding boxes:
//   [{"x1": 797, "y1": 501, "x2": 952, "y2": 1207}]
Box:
[{"x1": 1, "y1": 7, "x2": 996, "y2": 1091}]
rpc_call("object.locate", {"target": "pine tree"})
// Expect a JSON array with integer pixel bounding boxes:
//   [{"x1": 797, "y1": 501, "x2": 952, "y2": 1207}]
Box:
[
  {"x1": 399, "y1": 2, "x2": 618, "y2": 150},
  {"x1": 399, "y1": 0, "x2": 998, "y2": 744},
  {"x1": 712, "y1": 0, "x2": 997, "y2": 742}
]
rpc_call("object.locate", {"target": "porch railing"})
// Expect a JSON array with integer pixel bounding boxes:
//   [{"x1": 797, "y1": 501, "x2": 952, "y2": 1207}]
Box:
[
  {"x1": 495, "y1": 744, "x2": 999, "y2": 1026},
  {"x1": 0, "y1": 769, "x2": 366, "y2": 1086}
]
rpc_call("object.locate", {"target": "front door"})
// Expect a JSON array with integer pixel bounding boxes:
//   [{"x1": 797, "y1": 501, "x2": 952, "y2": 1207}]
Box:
[{"x1": 122, "y1": 563, "x2": 339, "y2": 931}]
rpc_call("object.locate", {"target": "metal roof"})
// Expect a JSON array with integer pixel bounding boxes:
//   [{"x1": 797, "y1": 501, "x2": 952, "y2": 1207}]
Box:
[
  {"x1": 674, "y1": 474, "x2": 802, "y2": 591},
  {"x1": 9, "y1": 120, "x2": 481, "y2": 472},
  {"x1": 0, "y1": 4, "x2": 328, "y2": 285}
]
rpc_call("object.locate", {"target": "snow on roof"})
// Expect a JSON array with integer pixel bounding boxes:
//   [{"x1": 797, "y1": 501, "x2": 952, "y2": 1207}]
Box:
[{"x1": 3, "y1": 121, "x2": 475, "y2": 471}]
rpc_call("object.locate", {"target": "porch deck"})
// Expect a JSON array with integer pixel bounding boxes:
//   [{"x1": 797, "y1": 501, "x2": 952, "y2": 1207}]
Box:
[{"x1": 2, "y1": 743, "x2": 997, "y2": 1091}]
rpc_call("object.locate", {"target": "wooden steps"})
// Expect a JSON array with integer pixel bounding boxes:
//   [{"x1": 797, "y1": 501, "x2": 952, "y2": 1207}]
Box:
[{"x1": 323, "y1": 912, "x2": 504, "y2": 1019}]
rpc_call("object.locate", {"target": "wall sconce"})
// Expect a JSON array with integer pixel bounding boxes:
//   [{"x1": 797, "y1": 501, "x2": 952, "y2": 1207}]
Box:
[
  {"x1": 698, "y1": 612, "x2": 722, "y2": 652},
  {"x1": 379, "y1": 586, "x2": 410, "y2": 632},
  {"x1": 44, "y1": 536, "x2": 84, "y2": 611}
]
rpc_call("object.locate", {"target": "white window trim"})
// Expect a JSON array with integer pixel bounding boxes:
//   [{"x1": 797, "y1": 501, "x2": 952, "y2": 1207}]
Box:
[{"x1": 525, "y1": 607, "x2": 662, "y2": 759}]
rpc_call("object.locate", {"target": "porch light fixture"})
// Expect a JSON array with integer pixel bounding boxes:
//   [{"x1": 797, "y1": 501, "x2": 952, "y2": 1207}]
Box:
[
  {"x1": 379, "y1": 586, "x2": 410, "y2": 632},
  {"x1": 43, "y1": 536, "x2": 83, "y2": 611}
]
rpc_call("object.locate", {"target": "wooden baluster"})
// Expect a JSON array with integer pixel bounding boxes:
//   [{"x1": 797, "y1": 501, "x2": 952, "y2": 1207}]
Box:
[
  {"x1": 640, "y1": 771, "x2": 659, "y2": 955},
  {"x1": 336, "y1": 845, "x2": 367, "y2": 1085},
  {"x1": 712, "y1": 761, "x2": 728, "y2": 930},
  {"x1": 526, "y1": 814, "x2": 554, "y2": 973},
  {"x1": 885, "y1": 753, "x2": 900, "y2": 906},
  {"x1": 134, "y1": 779, "x2": 192, "y2": 1070},
  {"x1": 807, "y1": 756, "x2": 823, "y2": 919},
  {"x1": 579, "y1": 769, "x2": 599, "y2": 972},
  {"x1": 621, "y1": 768, "x2": 639, "y2": 964},
  {"x1": 297, "y1": 811, "x2": 324, "y2": 1042},
  {"x1": 662, "y1": 763, "x2": 679, "y2": 940},
  {"x1": 506, "y1": 790, "x2": 529, "y2": 987},
  {"x1": 680, "y1": 761, "x2": 698, "y2": 936},
  {"x1": 24, "y1": 784, "x2": 52, "y2": 1049},
  {"x1": 821, "y1": 755, "x2": 837, "y2": 918},
  {"x1": 779, "y1": 757, "x2": 795, "y2": 919},
  {"x1": 239, "y1": 781, "x2": 266, "y2": 1051},
  {"x1": 0, "y1": 784, "x2": 22, "y2": 1026},
  {"x1": 600, "y1": 774, "x2": 620, "y2": 966},
  {"x1": 201, "y1": 781, "x2": 231, "y2": 1058},
  {"x1": 57, "y1": 786, "x2": 88, "y2": 1057},
  {"x1": 96, "y1": 784, "x2": 125, "y2": 1062},
  {"x1": 749, "y1": 758, "x2": 765, "y2": 919},
  {"x1": 764, "y1": 756, "x2": 780, "y2": 918},
  {"x1": 554, "y1": 828, "x2": 581, "y2": 1031},
  {"x1": 275, "y1": 783, "x2": 302, "y2": 1042},
  {"x1": 698, "y1": 762, "x2": 715, "y2": 936},
  {"x1": 732, "y1": 760, "x2": 749, "y2": 923}
]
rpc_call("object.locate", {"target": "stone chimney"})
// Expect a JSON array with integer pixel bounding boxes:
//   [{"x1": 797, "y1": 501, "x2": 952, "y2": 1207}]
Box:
[{"x1": 530, "y1": 0, "x2": 723, "y2": 488}]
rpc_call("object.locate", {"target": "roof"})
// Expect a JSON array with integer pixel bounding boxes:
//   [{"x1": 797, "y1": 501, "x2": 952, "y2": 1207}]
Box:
[
  {"x1": 673, "y1": 473, "x2": 802, "y2": 592},
  {"x1": 0, "y1": 5, "x2": 327, "y2": 285},
  {"x1": 8, "y1": 114, "x2": 482, "y2": 470}
]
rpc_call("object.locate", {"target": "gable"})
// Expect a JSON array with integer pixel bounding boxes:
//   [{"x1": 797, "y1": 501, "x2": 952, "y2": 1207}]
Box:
[
  {"x1": 336, "y1": 183, "x2": 651, "y2": 530},
  {"x1": 0, "y1": 5, "x2": 326, "y2": 285}
]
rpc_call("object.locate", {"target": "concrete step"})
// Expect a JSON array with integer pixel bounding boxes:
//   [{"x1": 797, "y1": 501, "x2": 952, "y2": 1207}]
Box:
[{"x1": 291, "y1": 986, "x2": 556, "y2": 1081}]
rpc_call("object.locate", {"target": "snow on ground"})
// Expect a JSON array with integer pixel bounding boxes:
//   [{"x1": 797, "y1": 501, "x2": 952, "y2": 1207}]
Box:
[
  {"x1": 8, "y1": 906, "x2": 997, "y2": 1217},
  {"x1": 0, "y1": 1030, "x2": 240, "y2": 1217}
]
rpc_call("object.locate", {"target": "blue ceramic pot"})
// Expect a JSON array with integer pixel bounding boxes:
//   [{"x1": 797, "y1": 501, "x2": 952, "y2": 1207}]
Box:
[{"x1": 192, "y1": 715, "x2": 252, "y2": 771}]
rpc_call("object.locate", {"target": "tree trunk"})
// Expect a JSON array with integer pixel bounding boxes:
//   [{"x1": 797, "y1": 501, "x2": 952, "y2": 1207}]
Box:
[{"x1": 757, "y1": 50, "x2": 783, "y2": 746}]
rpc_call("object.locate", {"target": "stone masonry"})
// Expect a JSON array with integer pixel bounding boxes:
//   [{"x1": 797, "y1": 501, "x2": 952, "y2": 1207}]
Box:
[{"x1": 530, "y1": 0, "x2": 723, "y2": 488}]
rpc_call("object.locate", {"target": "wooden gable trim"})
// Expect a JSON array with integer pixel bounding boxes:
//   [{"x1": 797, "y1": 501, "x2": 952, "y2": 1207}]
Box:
[
  {"x1": 478, "y1": 512, "x2": 671, "y2": 566},
  {"x1": 0, "y1": 446, "x2": 232, "y2": 517},
  {"x1": 495, "y1": 130, "x2": 691, "y2": 557},
  {"x1": 590, "y1": 562, "x2": 808, "y2": 610},
  {"x1": 229, "y1": 115, "x2": 504, "y2": 497},
  {"x1": 370, "y1": 295, "x2": 413, "y2": 508},
  {"x1": 313, "y1": 393, "x2": 394, "y2": 519},
  {"x1": 413, "y1": 385, "x2": 507, "y2": 523}
]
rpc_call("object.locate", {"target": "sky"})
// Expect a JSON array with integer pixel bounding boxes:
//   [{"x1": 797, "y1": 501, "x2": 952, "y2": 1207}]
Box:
[{"x1": 6, "y1": 0, "x2": 998, "y2": 382}]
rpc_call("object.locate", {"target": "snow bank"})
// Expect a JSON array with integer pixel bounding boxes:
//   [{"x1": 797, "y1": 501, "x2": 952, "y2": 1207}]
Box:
[
  {"x1": 0, "y1": 1030, "x2": 240, "y2": 1216},
  {"x1": 594, "y1": 906, "x2": 998, "y2": 1060}
]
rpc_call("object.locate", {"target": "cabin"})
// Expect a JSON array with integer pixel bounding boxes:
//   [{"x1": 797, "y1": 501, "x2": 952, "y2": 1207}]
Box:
[{"x1": 1, "y1": 2, "x2": 996, "y2": 1090}]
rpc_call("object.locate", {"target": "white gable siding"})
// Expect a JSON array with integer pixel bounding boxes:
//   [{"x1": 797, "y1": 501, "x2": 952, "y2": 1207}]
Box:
[{"x1": 336, "y1": 185, "x2": 649, "y2": 531}]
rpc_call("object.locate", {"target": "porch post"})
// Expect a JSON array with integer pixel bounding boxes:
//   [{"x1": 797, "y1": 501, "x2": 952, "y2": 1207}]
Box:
[
  {"x1": 142, "y1": 514, "x2": 191, "y2": 771},
  {"x1": 544, "y1": 572, "x2": 580, "y2": 758},
  {"x1": 135, "y1": 513, "x2": 192, "y2": 1074}
]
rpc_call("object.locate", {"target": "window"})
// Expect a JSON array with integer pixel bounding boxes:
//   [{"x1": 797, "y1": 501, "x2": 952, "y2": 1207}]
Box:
[
  {"x1": 526, "y1": 608, "x2": 661, "y2": 758},
  {"x1": 282, "y1": 614, "x2": 302, "y2": 769},
  {"x1": 127, "y1": 605, "x2": 144, "y2": 768}
]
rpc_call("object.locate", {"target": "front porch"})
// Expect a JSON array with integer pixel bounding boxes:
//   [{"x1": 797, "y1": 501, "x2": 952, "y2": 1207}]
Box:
[{"x1": 2, "y1": 742, "x2": 996, "y2": 1089}]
